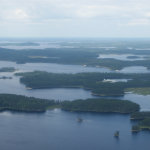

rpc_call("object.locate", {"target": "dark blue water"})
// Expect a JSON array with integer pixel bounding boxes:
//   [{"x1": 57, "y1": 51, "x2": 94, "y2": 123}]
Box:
[
  {"x1": 0, "y1": 109, "x2": 149, "y2": 150},
  {"x1": 0, "y1": 61, "x2": 150, "y2": 150}
]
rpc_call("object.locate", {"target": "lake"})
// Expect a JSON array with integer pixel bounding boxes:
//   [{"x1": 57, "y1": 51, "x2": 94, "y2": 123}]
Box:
[
  {"x1": 0, "y1": 108, "x2": 150, "y2": 150},
  {"x1": 98, "y1": 54, "x2": 145, "y2": 61},
  {"x1": 0, "y1": 60, "x2": 150, "y2": 150}
]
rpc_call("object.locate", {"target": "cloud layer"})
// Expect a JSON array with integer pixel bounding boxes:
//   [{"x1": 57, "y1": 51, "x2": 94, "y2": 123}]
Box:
[{"x1": 0, "y1": 0, "x2": 150, "y2": 37}]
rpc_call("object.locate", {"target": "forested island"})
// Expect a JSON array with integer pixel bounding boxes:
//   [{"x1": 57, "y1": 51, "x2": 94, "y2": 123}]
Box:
[
  {"x1": 0, "y1": 67, "x2": 16, "y2": 72},
  {"x1": 0, "y1": 42, "x2": 40, "y2": 46},
  {"x1": 0, "y1": 94, "x2": 59, "y2": 112},
  {"x1": 0, "y1": 76, "x2": 12, "y2": 79},
  {"x1": 131, "y1": 112, "x2": 150, "y2": 131},
  {"x1": 60, "y1": 98, "x2": 140, "y2": 113},
  {"x1": 0, "y1": 94, "x2": 140, "y2": 113},
  {"x1": 130, "y1": 111, "x2": 150, "y2": 119},
  {"x1": 126, "y1": 56, "x2": 141, "y2": 59},
  {"x1": 132, "y1": 118, "x2": 150, "y2": 131},
  {"x1": 15, "y1": 71, "x2": 150, "y2": 96},
  {"x1": 1, "y1": 47, "x2": 150, "y2": 70}
]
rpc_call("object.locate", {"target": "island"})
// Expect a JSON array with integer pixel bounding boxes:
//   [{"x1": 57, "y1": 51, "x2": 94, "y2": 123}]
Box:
[
  {"x1": 126, "y1": 56, "x2": 141, "y2": 59},
  {"x1": 0, "y1": 67, "x2": 16, "y2": 72},
  {"x1": 0, "y1": 42, "x2": 40, "y2": 46},
  {"x1": 130, "y1": 111, "x2": 150, "y2": 120},
  {"x1": 0, "y1": 76, "x2": 12, "y2": 79},
  {"x1": 132, "y1": 118, "x2": 150, "y2": 132},
  {"x1": 0, "y1": 94, "x2": 140, "y2": 113},
  {"x1": 0, "y1": 94, "x2": 59, "y2": 112},
  {"x1": 60, "y1": 98, "x2": 140, "y2": 113},
  {"x1": 1, "y1": 46, "x2": 150, "y2": 70},
  {"x1": 15, "y1": 71, "x2": 150, "y2": 96}
]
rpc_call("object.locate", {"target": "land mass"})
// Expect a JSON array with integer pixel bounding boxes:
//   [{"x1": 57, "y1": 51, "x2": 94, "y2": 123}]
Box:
[
  {"x1": 60, "y1": 98, "x2": 140, "y2": 113},
  {"x1": 0, "y1": 94, "x2": 59, "y2": 112},
  {"x1": 132, "y1": 118, "x2": 150, "y2": 131},
  {"x1": 0, "y1": 42, "x2": 40, "y2": 46},
  {"x1": 15, "y1": 71, "x2": 150, "y2": 96},
  {"x1": 0, "y1": 67, "x2": 16, "y2": 72},
  {"x1": 1, "y1": 46, "x2": 150, "y2": 70},
  {"x1": 125, "y1": 88, "x2": 150, "y2": 95},
  {"x1": 0, "y1": 94, "x2": 140, "y2": 113}
]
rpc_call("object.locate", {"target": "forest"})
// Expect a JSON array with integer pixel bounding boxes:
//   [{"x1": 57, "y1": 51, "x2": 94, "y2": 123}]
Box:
[
  {"x1": 0, "y1": 67, "x2": 16, "y2": 72},
  {"x1": 132, "y1": 125, "x2": 140, "y2": 131},
  {"x1": 0, "y1": 94, "x2": 140, "y2": 113},
  {"x1": 132, "y1": 118, "x2": 150, "y2": 131},
  {"x1": 15, "y1": 71, "x2": 150, "y2": 96},
  {"x1": 0, "y1": 94, "x2": 59, "y2": 111},
  {"x1": 1, "y1": 47, "x2": 150, "y2": 70},
  {"x1": 130, "y1": 111, "x2": 150, "y2": 119},
  {"x1": 138, "y1": 118, "x2": 150, "y2": 127},
  {"x1": 60, "y1": 98, "x2": 140, "y2": 113},
  {"x1": 0, "y1": 42, "x2": 40, "y2": 46}
]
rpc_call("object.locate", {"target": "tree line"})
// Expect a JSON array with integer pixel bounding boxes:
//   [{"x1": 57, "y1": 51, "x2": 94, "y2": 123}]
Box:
[
  {"x1": 0, "y1": 94, "x2": 59, "y2": 111},
  {"x1": 0, "y1": 67, "x2": 16, "y2": 72},
  {"x1": 1, "y1": 47, "x2": 150, "y2": 70},
  {"x1": 130, "y1": 111, "x2": 150, "y2": 119},
  {"x1": 60, "y1": 98, "x2": 140, "y2": 113},
  {"x1": 15, "y1": 71, "x2": 150, "y2": 96}
]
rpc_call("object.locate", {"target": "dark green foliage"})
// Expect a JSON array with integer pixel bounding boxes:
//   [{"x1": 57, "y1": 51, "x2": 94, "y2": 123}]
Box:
[
  {"x1": 1, "y1": 47, "x2": 150, "y2": 70},
  {"x1": 130, "y1": 111, "x2": 150, "y2": 119},
  {"x1": 16, "y1": 71, "x2": 150, "y2": 96},
  {"x1": 138, "y1": 118, "x2": 150, "y2": 127},
  {"x1": 0, "y1": 94, "x2": 58, "y2": 111},
  {"x1": 126, "y1": 56, "x2": 141, "y2": 59},
  {"x1": 0, "y1": 67, "x2": 16, "y2": 72},
  {"x1": 114, "y1": 131, "x2": 119, "y2": 136},
  {"x1": 132, "y1": 125, "x2": 140, "y2": 131},
  {"x1": 60, "y1": 98, "x2": 140, "y2": 113}
]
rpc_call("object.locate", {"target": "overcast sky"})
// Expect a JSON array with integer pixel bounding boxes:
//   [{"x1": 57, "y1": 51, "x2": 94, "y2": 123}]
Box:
[{"x1": 0, "y1": 0, "x2": 150, "y2": 37}]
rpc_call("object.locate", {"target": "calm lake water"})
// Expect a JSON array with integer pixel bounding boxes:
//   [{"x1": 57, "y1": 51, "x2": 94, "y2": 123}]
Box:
[
  {"x1": 0, "y1": 109, "x2": 150, "y2": 150},
  {"x1": 98, "y1": 54, "x2": 145, "y2": 61},
  {"x1": 0, "y1": 60, "x2": 150, "y2": 150}
]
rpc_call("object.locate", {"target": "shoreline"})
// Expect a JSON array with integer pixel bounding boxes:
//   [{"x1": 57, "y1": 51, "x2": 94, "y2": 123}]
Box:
[{"x1": 61, "y1": 108, "x2": 139, "y2": 114}]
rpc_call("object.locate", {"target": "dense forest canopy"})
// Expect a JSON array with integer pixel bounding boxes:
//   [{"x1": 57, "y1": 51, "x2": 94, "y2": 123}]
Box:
[
  {"x1": 130, "y1": 111, "x2": 150, "y2": 119},
  {"x1": 0, "y1": 94, "x2": 140, "y2": 113},
  {"x1": 0, "y1": 67, "x2": 16, "y2": 72},
  {"x1": 138, "y1": 118, "x2": 150, "y2": 127},
  {"x1": 0, "y1": 94, "x2": 58, "y2": 111},
  {"x1": 16, "y1": 71, "x2": 150, "y2": 96},
  {"x1": 60, "y1": 98, "x2": 140, "y2": 113},
  {"x1": 1, "y1": 47, "x2": 150, "y2": 70}
]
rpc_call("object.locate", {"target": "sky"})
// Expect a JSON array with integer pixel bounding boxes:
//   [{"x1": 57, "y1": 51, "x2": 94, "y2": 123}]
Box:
[{"x1": 0, "y1": 0, "x2": 150, "y2": 37}]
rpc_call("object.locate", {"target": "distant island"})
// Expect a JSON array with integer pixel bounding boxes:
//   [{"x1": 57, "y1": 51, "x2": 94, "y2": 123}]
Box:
[
  {"x1": 126, "y1": 56, "x2": 141, "y2": 59},
  {"x1": 0, "y1": 76, "x2": 12, "y2": 79},
  {"x1": 0, "y1": 67, "x2": 16, "y2": 72},
  {"x1": 15, "y1": 71, "x2": 150, "y2": 96},
  {"x1": 1, "y1": 47, "x2": 150, "y2": 70},
  {"x1": 0, "y1": 42, "x2": 40, "y2": 46}
]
